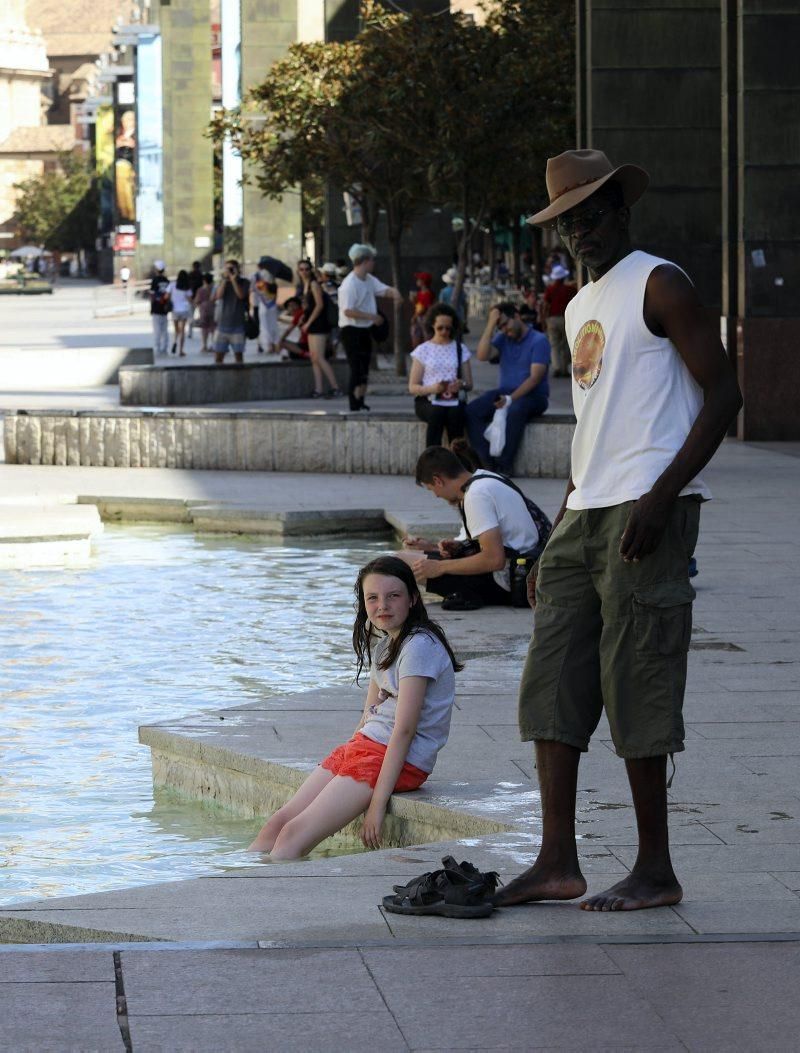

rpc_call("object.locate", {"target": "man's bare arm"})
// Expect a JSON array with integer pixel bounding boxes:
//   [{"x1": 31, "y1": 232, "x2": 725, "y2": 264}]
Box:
[{"x1": 620, "y1": 265, "x2": 742, "y2": 561}]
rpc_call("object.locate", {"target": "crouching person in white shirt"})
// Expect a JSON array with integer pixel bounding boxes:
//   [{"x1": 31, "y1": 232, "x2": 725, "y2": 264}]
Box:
[{"x1": 399, "y1": 441, "x2": 546, "y2": 611}]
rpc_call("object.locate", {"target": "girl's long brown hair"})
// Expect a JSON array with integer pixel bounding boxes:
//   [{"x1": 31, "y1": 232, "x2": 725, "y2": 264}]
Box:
[{"x1": 352, "y1": 556, "x2": 462, "y2": 683}]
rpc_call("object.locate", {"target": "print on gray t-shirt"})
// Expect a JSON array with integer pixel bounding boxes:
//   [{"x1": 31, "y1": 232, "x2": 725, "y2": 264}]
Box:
[{"x1": 360, "y1": 630, "x2": 456, "y2": 773}]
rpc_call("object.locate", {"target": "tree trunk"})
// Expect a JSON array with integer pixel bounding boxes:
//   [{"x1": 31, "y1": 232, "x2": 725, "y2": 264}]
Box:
[
  {"x1": 531, "y1": 224, "x2": 544, "y2": 292},
  {"x1": 512, "y1": 213, "x2": 522, "y2": 286},
  {"x1": 386, "y1": 214, "x2": 406, "y2": 376}
]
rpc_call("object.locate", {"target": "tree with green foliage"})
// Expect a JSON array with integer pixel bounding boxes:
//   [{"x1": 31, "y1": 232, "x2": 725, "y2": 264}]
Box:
[
  {"x1": 13, "y1": 151, "x2": 98, "y2": 253},
  {"x1": 211, "y1": 0, "x2": 574, "y2": 368}
]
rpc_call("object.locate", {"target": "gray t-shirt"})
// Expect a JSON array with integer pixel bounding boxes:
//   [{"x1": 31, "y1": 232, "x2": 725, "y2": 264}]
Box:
[
  {"x1": 360, "y1": 630, "x2": 456, "y2": 773},
  {"x1": 217, "y1": 276, "x2": 250, "y2": 332}
]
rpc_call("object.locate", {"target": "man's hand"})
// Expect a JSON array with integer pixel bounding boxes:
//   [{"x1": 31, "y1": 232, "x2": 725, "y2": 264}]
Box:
[
  {"x1": 619, "y1": 490, "x2": 675, "y2": 562},
  {"x1": 402, "y1": 535, "x2": 432, "y2": 551},
  {"x1": 526, "y1": 563, "x2": 538, "y2": 608},
  {"x1": 493, "y1": 394, "x2": 512, "y2": 410},
  {"x1": 360, "y1": 802, "x2": 385, "y2": 849},
  {"x1": 412, "y1": 557, "x2": 444, "y2": 581},
  {"x1": 437, "y1": 539, "x2": 459, "y2": 558},
  {"x1": 486, "y1": 307, "x2": 501, "y2": 330}
]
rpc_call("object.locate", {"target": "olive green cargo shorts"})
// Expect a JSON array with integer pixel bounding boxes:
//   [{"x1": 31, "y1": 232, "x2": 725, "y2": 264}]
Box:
[{"x1": 518, "y1": 497, "x2": 701, "y2": 759}]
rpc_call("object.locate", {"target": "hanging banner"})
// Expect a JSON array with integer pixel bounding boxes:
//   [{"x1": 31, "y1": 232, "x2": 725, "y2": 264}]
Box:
[
  {"x1": 95, "y1": 104, "x2": 114, "y2": 235},
  {"x1": 113, "y1": 79, "x2": 137, "y2": 224},
  {"x1": 135, "y1": 33, "x2": 164, "y2": 244}
]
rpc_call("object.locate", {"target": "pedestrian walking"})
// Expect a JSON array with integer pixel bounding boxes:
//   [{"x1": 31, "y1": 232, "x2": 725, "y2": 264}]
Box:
[
  {"x1": 297, "y1": 258, "x2": 341, "y2": 398},
  {"x1": 337, "y1": 244, "x2": 403, "y2": 412},
  {"x1": 186, "y1": 260, "x2": 204, "y2": 340},
  {"x1": 465, "y1": 302, "x2": 550, "y2": 475},
  {"x1": 213, "y1": 260, "x2": 250, "y2": 364},
  {"x1": 408, "y1": 303, "x2": 473, "y2": 447},
  {"x1": 194, "y1": 273, "x2": 215, "y2": 353},
  {"x1": 168, "y1": 269, "x2": 193, "y2": 356},
  {"x1": 541, "y1": 264, "x2": 577, "y2": 376},
  {"x1": 148, "y1": 260, "x2": 171, "y2": 357},
  {"x1": 494, "y1": 148, "x2": 742, "y2": 913}
]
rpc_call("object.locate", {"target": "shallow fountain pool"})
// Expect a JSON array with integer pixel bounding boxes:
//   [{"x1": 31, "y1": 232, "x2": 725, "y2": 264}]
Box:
[{"x1": 0, "y1": 525, "x2": 389, "y2": 905}]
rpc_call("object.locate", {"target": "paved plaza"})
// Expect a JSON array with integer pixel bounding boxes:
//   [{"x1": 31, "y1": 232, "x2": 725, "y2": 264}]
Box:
[{"x1": 1, "y1": 283, "x2": 799, "y2": 1049}]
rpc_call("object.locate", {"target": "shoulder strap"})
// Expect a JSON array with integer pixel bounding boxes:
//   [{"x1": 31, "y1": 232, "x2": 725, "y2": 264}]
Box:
[
  {"x1": 461, "y1": 472, "x2": 552, "y2": 543},
  {"x1": 456, "y1": 338, "x2": 463, "y2": 379}
]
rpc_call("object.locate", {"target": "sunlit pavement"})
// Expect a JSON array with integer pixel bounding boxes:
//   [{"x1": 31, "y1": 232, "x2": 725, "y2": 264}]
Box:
[{"x1": 1, "y1": 285, "x2": 799, "y2": 1050}]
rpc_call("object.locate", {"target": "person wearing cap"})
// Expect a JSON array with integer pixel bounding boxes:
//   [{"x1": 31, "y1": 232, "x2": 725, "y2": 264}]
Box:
[
  {"x1": 494, "y1": 149, "x2": 742, "y2": 914},
  {"x1": 541, "y1": 263, "x2": 577, "y2": 377},
  {"x1": 410, "y1": 270, "x2": 434, "y2": 349},
  {"x1": 438, "y1": 266, "x2": 467, "y2": 326},
  {"x1": 148, "y1": 260, "x2": 171, "y2": 356},
  {"x1": 337, "y1": 244, "x2": 402, "y2": 412}
]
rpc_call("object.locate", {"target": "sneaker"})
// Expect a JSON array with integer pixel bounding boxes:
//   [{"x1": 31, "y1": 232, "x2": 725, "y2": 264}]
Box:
[
  {"x1": 171, "y1": 342, "x2": 177, "y2": 355},
  {"x1": 311, "y1": 390, "x2": 324, "y2": 399}
]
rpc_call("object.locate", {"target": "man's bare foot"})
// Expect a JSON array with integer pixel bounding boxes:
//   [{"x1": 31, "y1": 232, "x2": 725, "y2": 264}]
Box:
[
  {"x1": 493, "y1": 864, "x2": 587, "y2": 907},
  {"x1": 580, "y1": 872, "x2": 682, "y2": 911}
]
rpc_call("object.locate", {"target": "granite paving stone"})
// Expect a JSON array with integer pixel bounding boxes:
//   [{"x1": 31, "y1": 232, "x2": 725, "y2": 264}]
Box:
[
  {"x1": 603, "y1": 943, "x2": 800, "y2": 1051},
  {"x1": 0, "y1": 981, "x2": 122, "y2": 1051},
  {"x1": 120, "y1": 947, "x2": 386, "y2": 1015},
  {"x1": 128, "y1": 1011, "x2": 409, "y2": 1053},
  {"x1": 377, "y1": 973, "x2": 682, "y2": 1050}
]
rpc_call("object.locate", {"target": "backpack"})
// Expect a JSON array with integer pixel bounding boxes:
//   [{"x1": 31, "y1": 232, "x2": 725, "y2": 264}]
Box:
[{"x1": 459, "y1": 471, "x2": 552, "y2": 559}]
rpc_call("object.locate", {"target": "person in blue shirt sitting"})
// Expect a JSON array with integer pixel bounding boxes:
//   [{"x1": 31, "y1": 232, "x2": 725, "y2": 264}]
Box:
[{"x1": 465, "y1": 302, "x2": 551, "y2": 475}]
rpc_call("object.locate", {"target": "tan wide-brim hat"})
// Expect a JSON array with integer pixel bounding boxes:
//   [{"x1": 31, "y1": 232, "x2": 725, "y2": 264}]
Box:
[{"x1": 527, "y1": 149, "x2": 650, "y2": 226}]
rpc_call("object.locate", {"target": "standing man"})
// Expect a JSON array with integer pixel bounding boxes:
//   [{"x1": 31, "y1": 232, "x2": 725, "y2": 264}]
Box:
[
  {"x1": 541, "y1": 264, "x2": 577, "y2": 377},
  {"x1": 213, "y1": 259, "x2": 250, "y2": 365},
  {"x1": 465, "y1": 302, "x2": 550, "y2": 475},
  {"x1": 337, "y1": 244, "x2": 402, "y2": 412},
  {"x1": 495, "y1": 149, "x2": 742, "y2": 912},
  {"x1": 148, "y1": 260, "x2": 171, "y2": 357}
]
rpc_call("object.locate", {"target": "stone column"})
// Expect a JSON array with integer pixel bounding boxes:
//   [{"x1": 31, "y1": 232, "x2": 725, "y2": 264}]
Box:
[
  {"x1": 240, "y1": 0, "x2": 301, "y2": 274},
  {"x1": 722, "y1": 0, "x2": 800, "y2": 440},
  {"x1": 158, "y1": 0, "x2": 214, "y2": 270}
]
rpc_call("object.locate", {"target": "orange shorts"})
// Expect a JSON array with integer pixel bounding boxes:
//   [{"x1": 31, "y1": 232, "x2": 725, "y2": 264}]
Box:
[{"x1": 320, "y1": 733, "x2": 428, "y2": 791}]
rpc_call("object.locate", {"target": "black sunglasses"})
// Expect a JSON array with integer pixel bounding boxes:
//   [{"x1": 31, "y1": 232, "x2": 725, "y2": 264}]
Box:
[{"x1": 556, "y1": 206, "x2": 614, "y2": 238}]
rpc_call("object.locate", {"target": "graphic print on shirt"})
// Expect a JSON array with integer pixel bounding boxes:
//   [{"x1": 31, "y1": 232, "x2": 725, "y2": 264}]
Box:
[{"x1": 572, "y1": 319, "x2": 606, "y2": 390}]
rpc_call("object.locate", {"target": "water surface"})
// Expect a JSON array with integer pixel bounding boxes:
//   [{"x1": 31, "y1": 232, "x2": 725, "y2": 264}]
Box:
[{"x1": 0, "y1": 526, "x2": 386, "y2": 904}]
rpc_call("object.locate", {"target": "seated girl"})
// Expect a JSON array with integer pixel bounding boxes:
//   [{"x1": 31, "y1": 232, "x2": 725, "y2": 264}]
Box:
[{"x1": 248, "y1": 556, "x2": 461, "y2": 859}]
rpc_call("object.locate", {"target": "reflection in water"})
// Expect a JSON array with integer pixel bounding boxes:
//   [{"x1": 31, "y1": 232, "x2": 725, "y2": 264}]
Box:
[{"x1": 0, "y1": 526, "x2": 385, "y2": 904}]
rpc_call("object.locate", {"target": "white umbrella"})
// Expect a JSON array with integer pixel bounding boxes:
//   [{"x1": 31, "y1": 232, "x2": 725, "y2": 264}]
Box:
[{"x1": 10, "y1": 245, "x2": 44, "y2": 259}]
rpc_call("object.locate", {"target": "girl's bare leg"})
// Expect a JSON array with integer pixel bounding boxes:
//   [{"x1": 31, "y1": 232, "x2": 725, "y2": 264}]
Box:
[
  {"x1": 177, "y1": 319, "x2": 187, "y2": 355},
  {"x1": 308, "y1": 333, "x2": 338, "y2": 392},
  {"x1": 270, "y1": 775, "x2": 374, "y2": 860},
  {"x1": 248, "y1": 766, "x2": 335, "y2": 852}
]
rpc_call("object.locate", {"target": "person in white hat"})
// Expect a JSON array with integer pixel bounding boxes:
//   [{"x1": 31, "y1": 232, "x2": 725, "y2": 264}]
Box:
[
  {"x1": 337, "y1": 244, "x2": 402, "y2": 411},
  {"x1": 540, "y1": 263, "x2": 576, "y2": 376},
  {"x1": 495, "y1": 148, "x2": 742, "y2": 916},
  {"x1": 148, "y1": 260, "x2": 171, "y2": 356},
  {"x1": 438, "y1": 266, "x2": 467, "y2": 325}
]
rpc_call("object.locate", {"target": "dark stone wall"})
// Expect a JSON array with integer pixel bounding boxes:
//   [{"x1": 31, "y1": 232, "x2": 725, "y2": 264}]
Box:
[
  {"x1": 578, "y1": 0, "x2": 722, "y2": 310},
  {"x1": 725, "y1": 0, "x2": 800, "y2": 438}
]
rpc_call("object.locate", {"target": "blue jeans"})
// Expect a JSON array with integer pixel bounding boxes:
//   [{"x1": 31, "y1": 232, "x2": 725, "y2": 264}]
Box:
[{"x1": 465, "y1": 387, "x2": 548, "y2": 474}]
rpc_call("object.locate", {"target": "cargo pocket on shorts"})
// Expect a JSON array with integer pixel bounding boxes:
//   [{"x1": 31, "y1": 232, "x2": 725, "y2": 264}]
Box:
[{"x1": 633, "y1": 580, "x2": 696, "y2": 655}]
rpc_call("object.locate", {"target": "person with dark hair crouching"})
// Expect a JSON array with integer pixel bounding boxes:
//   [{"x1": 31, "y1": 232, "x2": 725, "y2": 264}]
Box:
[{"x1": 399, "y1": 441, "x2": 549, "y2": 611}]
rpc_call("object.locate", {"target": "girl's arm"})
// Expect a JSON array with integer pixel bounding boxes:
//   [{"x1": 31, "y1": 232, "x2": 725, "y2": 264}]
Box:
[
  {"x1": 354, "y1": 678, "x2": 380, "y2": 736},
  {"x1": 361, "y1": 675, "x2": 427, "y2": 849}
]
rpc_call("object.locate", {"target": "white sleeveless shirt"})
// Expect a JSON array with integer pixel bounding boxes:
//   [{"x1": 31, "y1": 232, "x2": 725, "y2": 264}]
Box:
[{"x1": 565, "y1": 250, "x2": 712, "y2": 510}]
